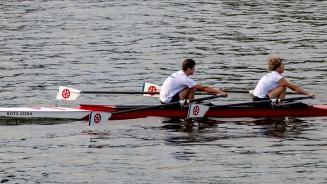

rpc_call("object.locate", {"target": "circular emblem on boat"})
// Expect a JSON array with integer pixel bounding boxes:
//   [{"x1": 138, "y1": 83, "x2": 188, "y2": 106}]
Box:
[
  {"x1": 147, "y1": 86, "x2": 157, "y2": 96},
  {"x1": 193, "y1": 105, "x2": 200, "y2": 115},
  {"x1": 62, "y1": 89, "x2": 71, "y2": 99},
  {"x1": 94, "y1": 113, "x2": 101, "y2": 124}
]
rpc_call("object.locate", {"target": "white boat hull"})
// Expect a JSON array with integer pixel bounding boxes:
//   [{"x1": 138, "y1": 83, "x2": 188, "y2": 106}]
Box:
[{"x1": 0, "y1": 107, "x2": 90, "y2": 119}]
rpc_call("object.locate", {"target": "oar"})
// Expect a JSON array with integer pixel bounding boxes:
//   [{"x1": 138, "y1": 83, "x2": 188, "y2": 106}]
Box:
[
  {"x1": 142, "y1": 82, "x2": 253, "y2": 97},
  {"x1": 56, "y1": 85, "x2": 299, "y2": 101},
  {"x1": 142, "y1": 82, "x2": 298, "y2": 97},
  {"x1": 56, "y1": 86, "x2": 163, "y2": 100},
  {"x1": 280, "y1": 95, "x2": 315, "y2": 102},
  {"x1": 112, "y1": 94, "x2": 226, "y2": 116},
  {"x1": 56, "y1": 86, "x2": 235, "y2": 101}
]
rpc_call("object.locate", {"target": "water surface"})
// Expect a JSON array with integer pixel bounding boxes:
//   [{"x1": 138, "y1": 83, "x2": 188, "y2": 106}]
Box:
[{"x1": 0, "y1": 1, "x2": 326, "y2": 183}]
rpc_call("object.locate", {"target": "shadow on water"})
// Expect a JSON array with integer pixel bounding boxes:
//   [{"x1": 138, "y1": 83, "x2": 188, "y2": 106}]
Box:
[
  {"x1": 242, "y1": 117, "x2": 310, "y2": 138},
  {"x1": 160, "y1": 117, "x2": 311, "y2": 161},
  {"x1": 82, "y1": 117, "x2": 311, "y2": 150},
  {"x1": 163, "y1": 117, "x2": 310, "y2": 145}
]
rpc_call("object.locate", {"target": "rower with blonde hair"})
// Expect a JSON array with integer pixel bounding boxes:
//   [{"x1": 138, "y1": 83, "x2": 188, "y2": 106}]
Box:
[{"x1": 253, "y1": 55, "x2": 315, "y2": 102}]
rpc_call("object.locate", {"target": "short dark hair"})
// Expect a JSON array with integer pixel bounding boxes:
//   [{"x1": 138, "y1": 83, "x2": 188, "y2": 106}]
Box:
[{"x1": 182, "y1": 59, "x2": 196, "y2": 71}]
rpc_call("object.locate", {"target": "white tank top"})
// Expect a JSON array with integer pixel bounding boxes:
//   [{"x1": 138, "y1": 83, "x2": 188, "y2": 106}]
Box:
[
  {"x1": 253, "y1": 71, "x2": 284, "y2": 98},
  {"x1": 160, "y1": 70, "x2": 197, "y2": 103}
]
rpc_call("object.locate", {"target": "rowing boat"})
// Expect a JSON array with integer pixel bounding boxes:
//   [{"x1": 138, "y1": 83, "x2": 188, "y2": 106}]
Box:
[
  {"x1": 80, "y1": 102, "x2": 327, "y2": 120},
  {"x1": 0, "y1": 101, "x2": 326, "y2": 122}
]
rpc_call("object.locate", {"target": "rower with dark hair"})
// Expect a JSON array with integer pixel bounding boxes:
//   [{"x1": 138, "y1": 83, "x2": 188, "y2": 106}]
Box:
[
  {"x1": 253, "y1": 55, "x2": 315, "y2": 103},
  {"x1": 160, "y1": 58, "x2": 227, "y2": 104}
]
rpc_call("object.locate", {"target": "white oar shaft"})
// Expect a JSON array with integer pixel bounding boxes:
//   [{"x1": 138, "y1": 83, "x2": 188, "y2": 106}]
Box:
[{"x1": 57, "y1": 86, "x2": 160, "y2": 100}]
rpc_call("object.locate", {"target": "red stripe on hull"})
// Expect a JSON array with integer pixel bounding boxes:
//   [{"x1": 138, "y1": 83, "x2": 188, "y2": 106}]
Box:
[{"x1": 79, "y1": 104, "x2": 327, "y2": 120}]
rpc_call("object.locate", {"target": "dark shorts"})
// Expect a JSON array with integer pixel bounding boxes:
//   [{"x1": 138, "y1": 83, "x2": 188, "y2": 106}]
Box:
[
  {"x1": 161, "y1": 93, "x2": 180, "y2": 104},
  {"x1": 253, "y1": 96, "x2": 272, "y2": 107},
  {"x1": 171, "y1": 93, "x2": 180, "y2": 102},
  {"x1": 253, "y1": 96, "x2": 270, "y2": 101}
]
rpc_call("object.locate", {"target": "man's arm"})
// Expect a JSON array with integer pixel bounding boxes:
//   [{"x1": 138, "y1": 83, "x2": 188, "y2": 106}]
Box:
[{"x1": 192, "y1": 84, "x2": 228, "y2": 97}]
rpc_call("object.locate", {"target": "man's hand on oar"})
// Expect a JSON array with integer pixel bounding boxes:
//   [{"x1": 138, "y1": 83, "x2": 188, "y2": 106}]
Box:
[{"x1": 142, "y1": 82, "x2": 254, "y2": 97}]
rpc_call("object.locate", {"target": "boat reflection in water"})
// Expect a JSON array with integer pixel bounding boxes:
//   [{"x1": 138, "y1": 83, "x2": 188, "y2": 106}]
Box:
[
  {"x1": 0, "y1": 117, "x2": 79, "y2": 126},
  {"x1": 162, "y1": 117, "x2": 309, "y2": 145}
]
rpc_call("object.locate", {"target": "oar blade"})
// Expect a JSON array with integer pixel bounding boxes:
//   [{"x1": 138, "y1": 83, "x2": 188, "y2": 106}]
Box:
[
  {"x1": 56, "y1": 86, "x2": 81, "y2": 100},
  {"x1": 142, "y1": 82, "x2": 160, "y2": 97},
  {"x1": 187, "y1": 104, "x2": 209, "y2": 118},
  {"x1": 88, "y1": 111, "x2": 112, "y2": 126}
]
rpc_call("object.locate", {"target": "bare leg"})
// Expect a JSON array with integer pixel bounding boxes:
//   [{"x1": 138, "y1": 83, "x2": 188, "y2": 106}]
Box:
[
  {"x1": 268, "y1": 86, "x2": 286, "y2": 99},
  {"x1": 179, "y1": 88, "x2": 195, "y2": 100},
  {"x1": 279, "y1": 87, "x2": 286, "y2": 99},
  {"x1": 187, "y1": 89, "x2": 195, "y2": 100}
]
